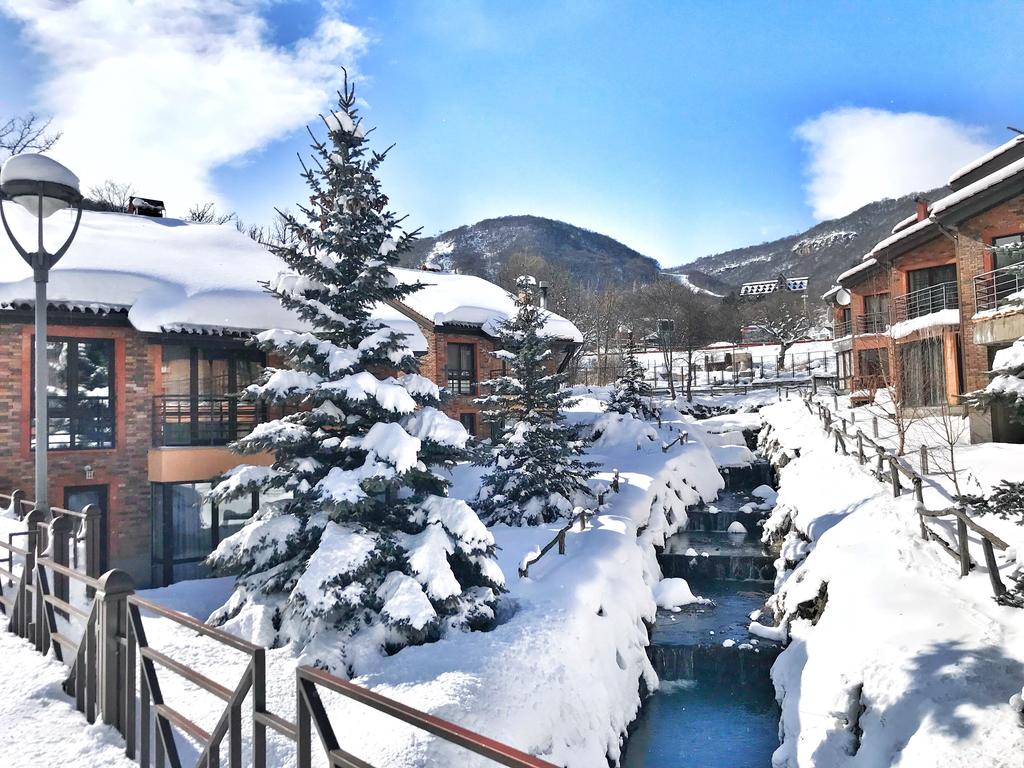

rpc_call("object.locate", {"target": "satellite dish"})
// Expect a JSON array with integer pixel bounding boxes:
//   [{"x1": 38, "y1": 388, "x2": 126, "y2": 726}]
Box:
[{"x1": 836, "y1": 288, "x2": 851, "y2": 306}]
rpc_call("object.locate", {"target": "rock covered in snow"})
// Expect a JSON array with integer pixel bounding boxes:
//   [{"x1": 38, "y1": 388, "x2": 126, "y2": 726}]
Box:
[
  {"x1": 653, "y1": 577, "x2": 709, "y2": 609},
  {"x1": 727, "y1": 521, "x2": 747, "y2": 534}
]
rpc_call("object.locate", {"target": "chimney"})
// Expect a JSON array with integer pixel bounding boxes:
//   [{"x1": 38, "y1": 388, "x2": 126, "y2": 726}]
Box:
[
  {"x1": 915, "y1": 197, "x2": 929, "y2": 222},
  {"x1": 538, "y1": 281, "x2": 549, "y2": 309}
]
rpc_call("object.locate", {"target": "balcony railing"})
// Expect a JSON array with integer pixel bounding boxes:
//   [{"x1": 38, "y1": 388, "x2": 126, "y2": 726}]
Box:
[
  {"x1": 832, "y1": 319, "x2": 851, "y2": 339},
  {"x1": 855, "y1": 312, "x2": 889, "y2": 335},
  {"x1": 890, "y1": 282, "x2": 959, "y2": 325},
  {"x1": 974, "y1": 264, "x2": 1024, "y2": 315},
  {"x1": 153, "y1": 395, "x2": 275, "y2": 447}
]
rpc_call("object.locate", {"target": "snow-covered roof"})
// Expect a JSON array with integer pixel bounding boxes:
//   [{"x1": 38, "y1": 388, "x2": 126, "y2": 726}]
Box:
[
  {"x1": 0, "y1": 208, "x2": 582, "y2": 348},
  {"x1": 867, "y1": 217, "x2": 936, "y2": 259},
  {"x1": 947, "y1": 134, "x2": 1024, "y2": 188},
  {"x1": 890, "y1": 213, "x2": 918, "y2": 235},
  {"x1": 0, "y1": 208, "x2": 425, "y2": 349},
  {"x1": 390, "y1": 268, "x2": 582, "y2": 342},
  {"x1": 837, "y1": 257, "x2": 879, "y2": 285},
  {"x1": 930, "y1": 155, "x2": 1024, "y2": 218}
]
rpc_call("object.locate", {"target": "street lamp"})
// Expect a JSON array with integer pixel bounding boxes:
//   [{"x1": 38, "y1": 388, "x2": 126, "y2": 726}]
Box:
[{"x1": 0, "y1": 154, "x2": 83, "y2": 510}]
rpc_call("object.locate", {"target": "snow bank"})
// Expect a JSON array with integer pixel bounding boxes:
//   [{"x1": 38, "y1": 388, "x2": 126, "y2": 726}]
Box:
[{"x1": 761, "y1": 398, "x2": 1024, "y2": 767}]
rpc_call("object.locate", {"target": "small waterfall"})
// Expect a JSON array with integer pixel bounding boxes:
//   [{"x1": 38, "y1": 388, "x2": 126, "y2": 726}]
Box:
[
  {"x1": 648, "y1": 644, "x2": 781, "y2": 687},
  {"x1": 720, "y1": 460, "x2": 774, "y2": 490},
  {"x1": 661, "y1": 553, "x2": 776, "y2": 581}
]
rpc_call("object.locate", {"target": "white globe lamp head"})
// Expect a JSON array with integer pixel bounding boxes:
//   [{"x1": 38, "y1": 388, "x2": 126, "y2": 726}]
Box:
[{"x1": 0, "y1": 153, "x2": 82, "y2": 218}]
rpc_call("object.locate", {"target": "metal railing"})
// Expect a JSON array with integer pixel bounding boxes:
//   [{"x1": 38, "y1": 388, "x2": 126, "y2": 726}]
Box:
[
  {"x1": 802, "y1": 395, "x2": 1010, "y2": 600},
  {"x1": 832, "y1": 319, "x2": 851, "y2": 339},
  {"x1": 855, "y1": 312, "x2": 889, "y2": 335},
  {"x1": 974, "y1": 264, "x2": 1024, "y2": 315},
  {"x1": 152, "y1": 395, "x2": 272, "y2": 447},
  {"x1": 890, "y1": 282, "x2": 959, "y2": 324},
  {"x1": 1, "y1": 490, "x2": 559, "y2": 768}
]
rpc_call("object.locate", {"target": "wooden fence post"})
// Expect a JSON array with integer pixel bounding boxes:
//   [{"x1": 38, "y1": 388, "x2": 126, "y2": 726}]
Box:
[
  {"x1": 872, "y1": 416, "x2": 879, "y2": 438},
  {"x1": 981, "y1": 539, "x2": 1007, "y2": 599},
  {"x1": 919, "y1": 445, "x2": 929, "y2": 474},
  {"x1": 557, "y1": 530, "x2": 566, "y2": 555},
  {"x1": 96, "y1": 570, "x2": 134, "y2": 732},
  {"x1": 913, "y1": 479, "x2": 927, "y2": 538},
  {"x1": 22, "y1": 508, "x2": 45, "y2": 641},
  {"x1": 833, "y1": 393, "x2": 839, "y2": 411},
  {"x1": 889, "y1": 459, "x2": 901, "y2": 497},
  {"x1": 253, "y1": 647, "x2": 267, "y2": 768},
  {"x1": 876, "y1": 445, "x2": 886, "y2": 475},
  {"x1": 857, "y1": 432, "x2": 865, "y2": 464},
  {"x1": 957, "y1": 517, "x2": 971, "y2": 577},
  {"x1": 611, "y1": 470, "x2": 620, "y2": 493}
]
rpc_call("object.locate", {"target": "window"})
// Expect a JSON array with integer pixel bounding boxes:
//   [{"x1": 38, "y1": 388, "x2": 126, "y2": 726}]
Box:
[
  {"x1": 446, "y1": 343, "x2": 476, "y2": 395},
  {"x1": 151, "y1": 482, "x2": 291, "y2": 585},
  {"x1": 993, "y1": 234, "x2": 1024, "y2": 271},
  {"x1": 156, "y1": 345, "x2": 266, "y2": 446},
  {"x1": 901, "y1": 338, "x2": 946, "y2": 407},
  {"x1": 458, "y1": 412, "x2": 477, "y2": 435},
  {"x1": 32, "y1": 338, "x2": 115, "y2": 450},
  {"x1": 858, "y1": 348, "x2": 888, "y2": 378},
  {"x1": 862, "y1": 294, "x2": 889, "y2": 333}
]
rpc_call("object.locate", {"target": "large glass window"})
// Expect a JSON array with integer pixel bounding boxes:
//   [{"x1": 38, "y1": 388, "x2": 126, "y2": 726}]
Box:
[
  {"x1": 993, "y1": 234, "x2": 1024, "y2": 271},
  {"x1": 902, "y1": 338, "x2": 946, "y2": 407},
  {"x1": 156, "y1": 345, "x2": 266, "y2": 446},
  {"x1": 151, "y1": 483, "x2": 291, "y2": 585},
  {"x1": 446, "y1": 343, "x2": 476, "y2": 395},
  {"x1": 858, "y1": 348, "x2": 889, "y2": 378},
  {"x1": 32, "y1": 338, "x2": 115, "y2": 450}
]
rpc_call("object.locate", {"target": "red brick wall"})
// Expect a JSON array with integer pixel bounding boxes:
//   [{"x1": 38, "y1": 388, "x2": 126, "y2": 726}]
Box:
[
  {"x1": 955, "y1": 192, "x2": 1024, "y2": 393},
  {"x1": 0, "y1": 322, "x2": 154, "y2": 584}
]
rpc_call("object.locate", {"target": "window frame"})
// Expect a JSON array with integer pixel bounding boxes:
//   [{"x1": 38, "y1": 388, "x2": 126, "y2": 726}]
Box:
[
  {"x1": 32, "y1": 336, "x2": 116, "y2": 451},
  {"x1": 445, "y1": 342, "x2": 476, "y2": 395}
]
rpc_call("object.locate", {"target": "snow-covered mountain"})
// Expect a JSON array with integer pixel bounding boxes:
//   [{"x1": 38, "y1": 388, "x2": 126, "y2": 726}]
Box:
[
  {"x1": 668, "y1": 188, "x2": 946, "y2": 297},
  {"x1": 403, "y1": 215, "x2": 662, "y2": 287},
  {"x1": 403, "y1": 190, "x2": 945, "y2": 298}
]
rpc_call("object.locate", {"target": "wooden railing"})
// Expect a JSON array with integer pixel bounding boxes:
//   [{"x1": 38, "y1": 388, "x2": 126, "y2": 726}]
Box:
[
  {"x1": 801, "y1": 394, "x2": 1011, "y2": 600},
  {"x1": 518, "y1": 507, "x2": 594, "y2": 578},
  {"x1": 1, "y1": 492, "x2": 558, "y2": 768}
]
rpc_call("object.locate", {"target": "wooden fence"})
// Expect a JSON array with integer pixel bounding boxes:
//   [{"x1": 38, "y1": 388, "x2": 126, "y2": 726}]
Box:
[
  {"x1": 799, "y1": 394, "x2": 1010, "y2": 600},
  {"x1": 1, "y1": 496, "x2": 558, "y2": 768}
]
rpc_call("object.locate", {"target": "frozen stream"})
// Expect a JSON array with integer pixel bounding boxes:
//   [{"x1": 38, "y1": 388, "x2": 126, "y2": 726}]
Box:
[{"x1": 622, "y1": 475, "x2": 782, "y2": 766}]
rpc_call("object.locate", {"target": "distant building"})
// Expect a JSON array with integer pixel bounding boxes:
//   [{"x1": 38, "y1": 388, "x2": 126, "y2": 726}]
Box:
[{"x1": 738, "y1": 274, "x2": 809, "y2": 298}]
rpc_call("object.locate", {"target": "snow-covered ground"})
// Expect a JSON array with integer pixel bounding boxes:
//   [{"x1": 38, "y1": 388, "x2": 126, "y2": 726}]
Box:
[
  {"x1": 760, "y1": 397, "x2": 1024, "y2": 767},
  {"x1": 0, "y1": 626, "x2": 136, "y2": 768},
  {"x1": 0, "y1": 388, "x2": 759, "y2": 767}
]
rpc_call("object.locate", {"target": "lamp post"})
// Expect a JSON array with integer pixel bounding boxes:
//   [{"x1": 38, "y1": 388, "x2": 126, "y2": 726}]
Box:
[{"x1": 0, "y1": 154, "x2": 83, "y2": 510}]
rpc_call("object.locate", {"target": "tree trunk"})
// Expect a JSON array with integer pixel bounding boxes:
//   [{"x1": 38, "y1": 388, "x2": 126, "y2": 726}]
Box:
[
  {"x1": 663, "y1": 347, "x2": 676, "y2": 399},
  {"x1": 777, "y1": 339, "x2": 794, "y2": 374}
]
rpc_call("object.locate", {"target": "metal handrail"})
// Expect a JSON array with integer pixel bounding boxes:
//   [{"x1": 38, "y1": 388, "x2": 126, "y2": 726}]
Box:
[
  {"x1": 855, "y1": 312, "x2": 889, "y2": 335},
  {"x1": 152, "y1": 394, "x2": 270, "y2": 447},
  {"x1": 518, "y1": 508, "x2": 593, "y2": 578},
  {"x1": 974, "y1": 263, "x2": 1024, "y2": 314},
  {"x1": 832, "y1": 319, "x2": 851, "y2": 338},
  {"x1": 296, "y1": 665, "x2": 556, "y2": 768},
  {"x1": 890, "y1": 281, "x2": 959, "y2": 324}
]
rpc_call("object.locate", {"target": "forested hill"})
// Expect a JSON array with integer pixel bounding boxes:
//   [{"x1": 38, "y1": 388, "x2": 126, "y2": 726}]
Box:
[
  {"x1": 667, "y1": 188, "x2": 947, "y2": 296},
  {"x1": 402, "y1": 190, "x2": 947, "y2": 297},
  {"x1": 402, "y1": 215, "x2": 662, "y2": 287}
]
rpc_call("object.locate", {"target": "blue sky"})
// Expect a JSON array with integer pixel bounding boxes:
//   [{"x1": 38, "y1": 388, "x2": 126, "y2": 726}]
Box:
[{"x1": 1, "y1": 1, "x2": 1022, "y2": 267}]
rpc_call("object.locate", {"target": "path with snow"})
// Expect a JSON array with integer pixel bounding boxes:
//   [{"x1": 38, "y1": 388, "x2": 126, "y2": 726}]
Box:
[{"x1": 0, "y1": 624, "x2": 135, "y2": 768}]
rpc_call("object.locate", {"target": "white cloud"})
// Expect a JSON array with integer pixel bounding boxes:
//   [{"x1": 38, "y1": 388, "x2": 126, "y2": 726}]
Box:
[
  {"x1": 0, "y1": 0, "x2": 368, "y2": 212},
  {"x1": 796, "y1": 107, "x2": 991, "y2": 220}
]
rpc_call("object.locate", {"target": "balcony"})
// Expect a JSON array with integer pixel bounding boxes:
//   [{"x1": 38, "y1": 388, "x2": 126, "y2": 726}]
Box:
[
  {"x1": 855, "y1": 312, "x2": 889, "y2": 335},
  {"x1": 832, "y1": 319, "x2": 851, "y2": 339},
  {"x1": 890, "y1": 282, "x2": 959, "y2": 325},
  {"x1": 974, "y1": 264, "x2": 1024, "y2": 315},
  {"x1": 153, "y1": 395, "x2": 277, "y2": 447}
]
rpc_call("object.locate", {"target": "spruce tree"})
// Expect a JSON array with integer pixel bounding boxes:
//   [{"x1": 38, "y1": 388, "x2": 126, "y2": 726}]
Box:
[
  {"x1": 607, "y1": 331, "x2": 655, "y2": 419},
  {"x1": 476, "y1": 277, "x2": 596, "y2": 526},
  {"x1": 207, "y1": 76, "x2": 503, "y2": 674},
  {"x1": 964, "y1": 335, "x2": 1024, "y2": 421}
]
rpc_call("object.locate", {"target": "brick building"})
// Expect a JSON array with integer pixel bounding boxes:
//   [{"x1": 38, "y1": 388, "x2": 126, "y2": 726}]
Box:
[
  {"x1": 0, "y1": 209, "x2": 580, "y2": 586},
  {"x1": 826, "y1": 132, "x2": 1024, "y2": 443}
]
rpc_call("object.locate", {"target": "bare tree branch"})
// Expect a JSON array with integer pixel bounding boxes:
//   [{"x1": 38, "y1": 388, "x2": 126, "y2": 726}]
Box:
[{"x1": 0, "y1": 113, "x2": 61, "y2": 157}]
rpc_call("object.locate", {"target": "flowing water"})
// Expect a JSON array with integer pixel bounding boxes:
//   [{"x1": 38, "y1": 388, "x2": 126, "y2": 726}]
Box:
[{"x1": 622, "y1": 466, "x2": 782, "y2": 767}]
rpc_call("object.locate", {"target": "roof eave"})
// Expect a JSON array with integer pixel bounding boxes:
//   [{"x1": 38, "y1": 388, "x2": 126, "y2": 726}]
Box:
[{"x1": 932, "y1": 173, "x2": 1024, "y2": 227}]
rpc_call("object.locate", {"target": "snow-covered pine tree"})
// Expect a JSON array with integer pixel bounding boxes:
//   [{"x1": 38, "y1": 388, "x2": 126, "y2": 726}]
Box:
[
  {"x1": 476, "y1": 277, "x2": 596, "y2": 526},
  {"x1": 206, "y1": 76, "x2": 503, "y2": 675},
  {"x1": 607, "y1": 331, "x2": 655, "y2": 419},
  {"x1": 964, "y1": 335, "x2": 1024, "y2": 421}
]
